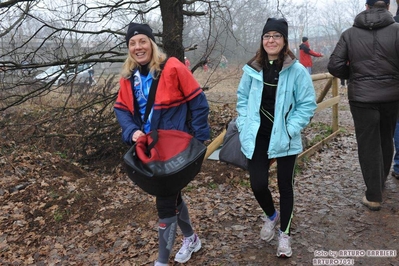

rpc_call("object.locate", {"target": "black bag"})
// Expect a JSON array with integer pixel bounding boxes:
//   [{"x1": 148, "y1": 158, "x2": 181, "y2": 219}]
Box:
[
  {"x1": 122, "y1": 58, "x2": 206, "y2": 195},
  {"x1": 123, "y1": 130, "x2": 206, "y2": 196},
  {"x1": 219, "y1": 118, "x2": 248, "y2": 170}
]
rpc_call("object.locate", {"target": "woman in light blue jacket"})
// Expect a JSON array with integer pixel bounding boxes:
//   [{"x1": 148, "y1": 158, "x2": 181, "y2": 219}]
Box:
[{"x1": 236, "y1": 18, "x2": 317, "y2": 258}]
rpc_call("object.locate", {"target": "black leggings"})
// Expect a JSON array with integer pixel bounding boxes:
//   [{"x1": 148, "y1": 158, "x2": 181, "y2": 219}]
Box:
[
  {"x1": 248, "y1": 134, "x2": 296, "y2": 234},
  {"x1": 156, "y1": 191, "x2": 183, "y2": 219}
]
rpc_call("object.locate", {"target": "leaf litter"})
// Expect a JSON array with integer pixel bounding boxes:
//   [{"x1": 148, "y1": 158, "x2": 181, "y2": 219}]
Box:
[{"x1": 1, "y1": 86, "x2": 399, "y2": 265}]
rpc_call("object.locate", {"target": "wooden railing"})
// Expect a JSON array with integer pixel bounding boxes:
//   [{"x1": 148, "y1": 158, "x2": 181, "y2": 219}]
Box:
[{"x1": 204, "y1": 73, "x2": 341, "y2": 161}]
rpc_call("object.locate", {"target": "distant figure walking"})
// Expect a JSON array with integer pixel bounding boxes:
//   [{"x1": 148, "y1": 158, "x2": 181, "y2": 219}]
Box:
[
  {"x1": 88, "y1": 67, "x2": 96, "y2": 86},
  {"x1": 390, "y1": 0, "x2": 399, "y2": 180},
  {"x1": 340, "y1": 79, "x2": 347, "y2": 88},
  {"x1": 394, "y1": 0, "x2": 399, "y2": 22},
  {"x1": 219, "y1": 55, "x2": 228, "y2": 69},
  {"x1": 184, "y1": 57, "x2": 191, "y2": 69},
  {"x1": 203, "y1": 58, "x2": 209, "y2": 72},
  {"x1": 299, "y1": 37, "x2": 323, "y2": 75}
]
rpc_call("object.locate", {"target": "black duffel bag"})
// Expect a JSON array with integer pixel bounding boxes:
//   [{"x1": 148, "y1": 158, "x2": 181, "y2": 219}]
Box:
[{"x1": 123, "y1": 129, "x2": 206, "y2": 196}]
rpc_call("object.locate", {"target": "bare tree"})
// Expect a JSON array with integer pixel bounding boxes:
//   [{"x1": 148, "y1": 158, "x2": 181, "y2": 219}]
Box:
[
  {"x1": 0, "y1": 0, "x2": 234, "y2": 162},
  {"x1": 318, "y1": 0, "x2": 363, "y2": 40},
  {"x1": 1, "y1": 0, "x2": 364, "y2": 162}
]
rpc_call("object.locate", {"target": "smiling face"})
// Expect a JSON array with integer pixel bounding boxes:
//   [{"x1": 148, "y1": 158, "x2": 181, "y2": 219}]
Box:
[
  {"x1": 128, "y1": 34, "x2": 153, "y2": 65},
  {"x1": 262, "y1": 31, "x2": 285, "y2": 61}
]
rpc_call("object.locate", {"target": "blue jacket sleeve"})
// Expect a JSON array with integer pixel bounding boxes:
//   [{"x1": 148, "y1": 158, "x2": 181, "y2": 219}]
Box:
[
  {"x1": 188, "y1": 92, "x2": 210, "y2": 142},
  {"x1": 236, "y1": 70, "x2": 252, "y2": 132},
  {"x1": 114, "y1": 107, "x2": 141, "y2": 146}
]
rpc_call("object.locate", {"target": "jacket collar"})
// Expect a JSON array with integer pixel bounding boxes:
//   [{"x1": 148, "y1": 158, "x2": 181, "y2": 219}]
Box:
[{"x1": 246, "y1": 50, "x2": 296, "y2": 73}]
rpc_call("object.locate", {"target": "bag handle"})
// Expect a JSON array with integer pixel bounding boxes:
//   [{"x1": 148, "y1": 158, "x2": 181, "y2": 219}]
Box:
[
  {"x1": 140, "y1": 60, "x2": 168, "y2": 155},
  {"x1": 131, "y1": 59, "x2": 168, "y2": 132},
  {"x1": 143, "y1": 77, "x2": 159, "y2": 126},
  {"x1": 145, "y1": 130, "x2": 159, "y2": 156},
  {"x1": 142, "y1": 59, "x2": 168, "y2": 130}
]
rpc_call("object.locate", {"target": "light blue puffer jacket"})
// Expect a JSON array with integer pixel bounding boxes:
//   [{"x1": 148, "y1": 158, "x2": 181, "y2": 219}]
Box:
[{"x1": 236, "y1": 54, "x2": 317, "y2": 159}]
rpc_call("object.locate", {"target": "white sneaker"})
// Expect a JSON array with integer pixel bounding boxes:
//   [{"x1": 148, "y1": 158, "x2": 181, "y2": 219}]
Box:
[
  {"x1": 260, "y1": 211, "x2": 280, "y2": 242},
  {"x1": 276, "y1": 230, "x2": 292, "y2": 258},
  {"x1": 174, "y1": 234, "x2": 201, "y2": 263}
]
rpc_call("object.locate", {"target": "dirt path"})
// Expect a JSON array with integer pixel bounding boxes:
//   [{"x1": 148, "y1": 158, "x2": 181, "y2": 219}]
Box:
[
  {"x1": 189, "y1": 82, "x2": 399, "y2": 265},
  {"x1": 291, "y1": 133, "x2": 399, "y2": 266},
  {"x1": 194, "y1": 132, "x2": 399, "y2": 265},
  {"x1": 1, "y1": 74, "x2": 398, "y2": 265},
  {"x1": 187, "y1": 94, "x2": 399, "y2": 265}
]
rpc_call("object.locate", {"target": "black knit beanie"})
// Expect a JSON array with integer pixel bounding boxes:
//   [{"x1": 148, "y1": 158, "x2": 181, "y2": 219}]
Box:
[
  {"x1": 125, "y1": 22, "x2": 155, "y2": 46},
  {"x1": 262, "y1": 18, "x2": 288, "y2": 39},
  {"x1": 302, "y1": 36, "x2": 308, "y2": 42},
  {"x1": 366, "y1": 0, "x2": 390, "y2": 6}
]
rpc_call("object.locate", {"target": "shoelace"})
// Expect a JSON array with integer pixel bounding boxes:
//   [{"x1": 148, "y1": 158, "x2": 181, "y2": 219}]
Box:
[
  {"x1": 279, "y1": 235, "x2": 290, "y2": 248},
  {"x1": 180, "y1": 238, "x2": 193, "y2": 251}
]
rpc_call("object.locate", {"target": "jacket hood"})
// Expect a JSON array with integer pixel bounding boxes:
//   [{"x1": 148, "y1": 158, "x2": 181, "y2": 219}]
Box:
[{"x1": 353, "y1": 8, "x2": 395, "y2": 30}]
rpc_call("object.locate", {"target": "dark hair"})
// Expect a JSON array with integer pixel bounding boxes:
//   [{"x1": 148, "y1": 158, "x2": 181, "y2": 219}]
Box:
[{"x1": 254, "y1": 37, "x2": 289, "y2": 69}]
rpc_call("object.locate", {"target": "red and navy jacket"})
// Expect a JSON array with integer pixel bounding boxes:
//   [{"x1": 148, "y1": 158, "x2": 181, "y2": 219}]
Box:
[
  {"x1": 114, "y1": 57, "x2": 210, "y2": 145},
  {"x1": 299, "y1": 41, "x2": 322, "y2": 67}
]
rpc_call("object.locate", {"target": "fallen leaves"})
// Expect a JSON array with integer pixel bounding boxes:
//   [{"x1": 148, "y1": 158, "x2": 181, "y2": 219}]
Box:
[{"x1": 1, "y1": 88, "x2": 398, "y2": 265}]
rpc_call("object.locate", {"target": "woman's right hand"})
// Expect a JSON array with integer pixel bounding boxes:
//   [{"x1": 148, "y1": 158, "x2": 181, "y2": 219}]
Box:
[{"x1": 132, "y1": 130, "x2": 145, "y2": 142}]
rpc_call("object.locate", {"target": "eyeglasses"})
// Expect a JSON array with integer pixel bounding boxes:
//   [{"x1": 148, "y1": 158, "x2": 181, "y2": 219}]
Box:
[{"x1": 262, "y1": 34, "x2": 283, "y2": 40}]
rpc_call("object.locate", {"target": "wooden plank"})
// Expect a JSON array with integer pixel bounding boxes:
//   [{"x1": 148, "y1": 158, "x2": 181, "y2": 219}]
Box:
[
  {"x1": 332, "y1": 77, "x2": 339, "y2": 131},
  {"x1": 316, "y1": 96, "x2": 340, "y2": 112},
  {"x1": 311, "y1": 73, "x2": 333, "y2": 81},
  {"x1": 316, "y1": 78, "x2": 332, "y2": 103},
  {"x1": 298, "y1": 130, "x2": 341, "y2": 160},
  {"x1": 204, "y1": 128, "x2": 226, "y2": 160},
  {"x1": 269, "y1": 130, "x2": 340, "y2": 173}
]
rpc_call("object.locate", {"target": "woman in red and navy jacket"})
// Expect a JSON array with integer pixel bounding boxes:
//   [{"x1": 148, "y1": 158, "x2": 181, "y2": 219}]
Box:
[
  {"x1": 114, "y1": 23, "x2": 209, "y2": 266},
  {"x1": 114, "y1": 31, "x2": 209, "y2": 146}
]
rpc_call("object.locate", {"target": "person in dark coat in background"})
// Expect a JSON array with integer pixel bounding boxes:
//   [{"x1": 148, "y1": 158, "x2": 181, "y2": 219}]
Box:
[
  {"x1": 390, "y1": 0, "x2": 399, "y2": 178},
  {"x1": 299, "y1": 36, "x2": 323, "y2": 74},
  {"x1": 328, "y1": 0, "x2": 399, "y2": 211}
]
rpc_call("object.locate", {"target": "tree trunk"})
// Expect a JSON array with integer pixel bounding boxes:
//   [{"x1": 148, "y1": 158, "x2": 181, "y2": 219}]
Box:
[{"x1": 159, "y1": 0, "x2": 184, "y2": 63}]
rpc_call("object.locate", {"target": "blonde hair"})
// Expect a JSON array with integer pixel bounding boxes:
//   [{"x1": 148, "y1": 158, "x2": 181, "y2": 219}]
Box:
[{"x1": 121, "y1": 38, "x2": 167, "y2": 79}]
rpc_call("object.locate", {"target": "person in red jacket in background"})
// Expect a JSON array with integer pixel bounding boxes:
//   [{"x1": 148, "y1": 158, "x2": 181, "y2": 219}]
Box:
[{"x1": 299, "y1": 37, "x2": 323, "y2": 74}]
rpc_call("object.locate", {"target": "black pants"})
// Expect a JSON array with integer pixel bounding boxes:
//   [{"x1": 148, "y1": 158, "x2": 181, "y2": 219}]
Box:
[
  {"x1": 248, "y1": 133, "x2": 296, "y2": 234},
  {"x1": 350, "y1": 101, "x2": 399, "y2": 202},
  {"x1": 156, "y1": 192, "x2": 183, "y2": 218}
]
